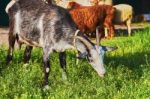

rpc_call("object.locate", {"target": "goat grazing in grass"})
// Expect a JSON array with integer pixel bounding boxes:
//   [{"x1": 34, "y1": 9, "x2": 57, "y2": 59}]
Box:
[{"x1": 5, "y1": 0, "x2": 115, "y2": 89}]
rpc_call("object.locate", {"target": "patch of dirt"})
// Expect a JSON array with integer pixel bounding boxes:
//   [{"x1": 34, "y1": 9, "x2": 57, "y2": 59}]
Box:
[{"x1": 0, "y1": 27, "x2": 9, "y2": 46}]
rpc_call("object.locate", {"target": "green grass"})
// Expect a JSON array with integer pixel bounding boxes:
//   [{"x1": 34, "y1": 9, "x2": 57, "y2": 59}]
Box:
[{"x1": 0, "y1": 27, "x2": 150, "y2": 99}]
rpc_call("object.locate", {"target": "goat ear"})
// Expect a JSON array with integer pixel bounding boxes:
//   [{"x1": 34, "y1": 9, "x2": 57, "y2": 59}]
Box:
[{"x1": 101, "y1": 46, "x2": 118, "y2": 52}]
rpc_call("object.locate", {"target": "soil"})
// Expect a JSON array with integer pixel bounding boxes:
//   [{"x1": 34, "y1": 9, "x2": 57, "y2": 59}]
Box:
[{"x1": 0, "y1": 27, "x2": 9, "y2": 45}]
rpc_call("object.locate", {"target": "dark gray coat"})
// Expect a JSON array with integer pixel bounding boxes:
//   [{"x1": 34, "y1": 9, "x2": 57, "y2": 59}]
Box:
[{"x1": 6, "y1": 0, "x2": 106, "y2": 87}]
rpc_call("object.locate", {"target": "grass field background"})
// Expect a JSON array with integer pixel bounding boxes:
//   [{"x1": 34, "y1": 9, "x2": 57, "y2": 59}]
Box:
[{"x1": 0, "y1": 27, "x2": 150, "y2": 98}]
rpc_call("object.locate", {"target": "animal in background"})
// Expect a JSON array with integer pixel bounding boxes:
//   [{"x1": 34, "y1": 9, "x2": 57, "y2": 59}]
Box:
[
  {"x1": 113, "y1": 4, "x2": 133, "y2": 36},
  {"x1": 67, "y1": 1, "x2": 115, "y2": 47},
  {"x1": 89, "y1": 0, "x2": 133, "y2": 36}
]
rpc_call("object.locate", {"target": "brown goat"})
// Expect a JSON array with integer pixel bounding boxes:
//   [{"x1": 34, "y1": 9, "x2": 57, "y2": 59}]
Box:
[{"x1": 68, "y1": 2, "x2": 115, "y2": 40}]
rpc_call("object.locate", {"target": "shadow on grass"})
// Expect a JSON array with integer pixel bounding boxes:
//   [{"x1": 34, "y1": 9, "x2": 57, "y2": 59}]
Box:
[
  {"x1": 105, "y1": 51, "x2": 150, "y2": 80},
  {"x1": 0, "y1": 46, "x2": 149, "y2": 81},
  {"x1": 115, "y1": 27, "x2": 145, "y2": 37}
]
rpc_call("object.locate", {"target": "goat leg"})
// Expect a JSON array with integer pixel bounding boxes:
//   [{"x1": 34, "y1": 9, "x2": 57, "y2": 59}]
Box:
[
  {"x1": 126, "y1": 19, "x2": 131, "y2": 36},
  {"x1": 43, "y1": 46, "x2": 51, "y2": 89},
  {"x1": 23, "y1": 45, "x2": 33, "y2": 64},
  {"x1": 59, "y1": 52, "x2": 67, "y2": 80},
  {"x1": 109, "y1": 24, "x2": 115, "y2": 38},
  {"x1": 6, "y1": 34, "x2": 16, "y2": 64}
]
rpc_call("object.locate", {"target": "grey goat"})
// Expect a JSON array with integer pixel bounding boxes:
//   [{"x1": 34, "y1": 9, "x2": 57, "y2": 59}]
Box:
[{"x1": 6, "y1": 0, "x2": 116, "y2": 88}]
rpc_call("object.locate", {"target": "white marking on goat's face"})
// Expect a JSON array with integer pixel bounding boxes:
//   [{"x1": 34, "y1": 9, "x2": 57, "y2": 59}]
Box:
[
  {"x1": 95, "y1": 45, "x2": 105, "y2": 61},
  {"x1": 95, "y1": 45, "x2": 117, "y2": 61},
  {"x1": 78, "y1": 45, "x2": 117, "y2": 60},
  {"x1": 14, "y1": 10, "x2": 21, "y2": 35},
  {"x1": 88, "y1": 49, "x2": 105, "y2": 77},
  {"x1": 78, "y1": 45, "x2": 105, "y2": 60},
  {"x1": 5, "y1": 0, "x2": 17, "y2": 13},
  {"x1": 46, "y1": 68, "x2": 50, "y2": 73},
  {"x1": 38, "y1": 14, "x2": 45, "y2": 46}
]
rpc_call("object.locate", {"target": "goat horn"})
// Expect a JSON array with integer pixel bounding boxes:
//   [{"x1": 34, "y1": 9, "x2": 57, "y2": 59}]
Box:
[
  {"x1": 75, "y1": 36, "x2": 93, "y2": 49},
  {"x1": 96, "y1": 26, "x2": 100, "y2": 51},
  {"x1": 5, "y1": 0, "x2": 17, "y2": 13}
]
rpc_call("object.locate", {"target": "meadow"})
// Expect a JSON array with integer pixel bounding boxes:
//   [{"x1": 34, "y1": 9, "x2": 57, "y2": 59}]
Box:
[{"x1": 0, "y1": 27, "x2": 150, "y2": 99}]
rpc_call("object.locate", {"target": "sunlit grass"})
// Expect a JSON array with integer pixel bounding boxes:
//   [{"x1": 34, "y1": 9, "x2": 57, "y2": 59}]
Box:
[{"x1": 0, "y1": 27, "x2": 150, "y2": 98}]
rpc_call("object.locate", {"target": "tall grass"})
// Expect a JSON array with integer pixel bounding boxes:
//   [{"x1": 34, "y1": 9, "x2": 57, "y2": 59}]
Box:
[{"x1": 0, "y1": 27, "x2": 150, "y2": 99}]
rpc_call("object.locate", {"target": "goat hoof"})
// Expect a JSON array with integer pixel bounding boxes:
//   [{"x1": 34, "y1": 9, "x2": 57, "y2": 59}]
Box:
[
  {"x1": 43, "y1": 85, "x2": 49, "y2": 91},
  {"x1": 98, "y1": 73, "x2": 105, "y2": 78},
  {"x1": 6, "y1": 55, "x2": 12, "y2": 65},
  {"x1": 61, "y1": 70, "x2": 67, "y2": 81},
  {"x1": 62, "y1": 73, "x2": 67, "y2": 81},
  {"x1": 23, "y1": 63, "x2": 29, "y2": 66}
]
